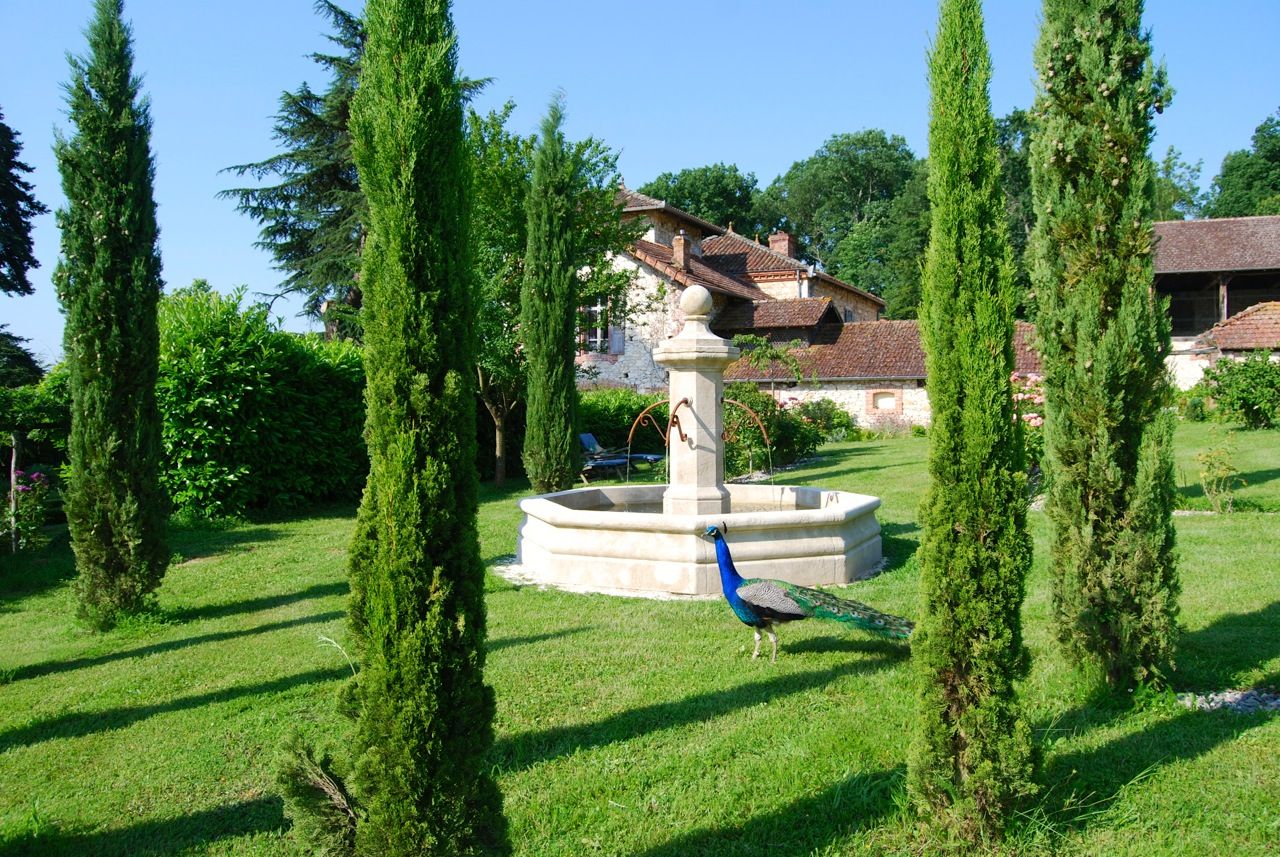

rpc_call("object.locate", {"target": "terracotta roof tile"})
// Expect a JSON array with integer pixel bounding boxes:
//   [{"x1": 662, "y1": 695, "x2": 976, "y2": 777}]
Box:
[
  {"x1": 618, "y1": 188, "x2": 725, "y2": 237},
  {"x1": 701, "y1": 231, "x2": 885, "y2": 308},
  {"x1": 713, "y1": 298, "x2": 837, "y2": 332},
  {"x1": 629, "y1": 239, "x2": 770, "y2": 302},
  {"x1": 1196, "y1": 301, "x2": 1280, "y2": 351},
  {"x1": 725, "y1": 320, "x2": 1040, "y2": 381},
  {"x1": 1154, "y1": 216, "x2": 1280, "y2": 274}
]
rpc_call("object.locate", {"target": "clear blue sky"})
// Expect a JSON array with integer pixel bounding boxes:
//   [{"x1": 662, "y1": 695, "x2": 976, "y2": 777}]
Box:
[{"x1": 3, "y1": 0, "x2": 1277, "y2": 363}]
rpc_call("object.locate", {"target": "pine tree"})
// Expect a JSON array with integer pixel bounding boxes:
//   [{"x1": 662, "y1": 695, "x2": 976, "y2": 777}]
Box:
[
  {"x1": 54, "y1": 0, "x2": 168, "y2": 628},
  {"x1": 0, "y1": 106, "x2": 49, "y2": 296},
  {"x1": 907, "y1": 0, "x2": 1036, "y2": 838},
  {"x1": 1030, "y1": 0, "x2": 1179, "y2": 688},
  {"x1": 220, "y1": 1, "x2": 365, "y2": 319},
  {"x1": 520, "y1": 97, "x2": 583, "y2": 494},
  {"x1": 344, "y1": 0, "x2": 506, "y2": 852}
]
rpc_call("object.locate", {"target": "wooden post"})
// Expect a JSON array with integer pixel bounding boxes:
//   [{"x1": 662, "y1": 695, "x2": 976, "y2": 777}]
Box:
[{"x1": 1219, "y1": 274, "x2": 1232, "y2": 322}]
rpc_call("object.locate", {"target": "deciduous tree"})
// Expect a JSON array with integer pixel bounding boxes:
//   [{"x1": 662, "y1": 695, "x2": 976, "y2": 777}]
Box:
[
  {"x1": 638, "y1": 163, "x2": 760, "y2": 233},
  {"x1": 908, "y1": 0, "x2": 1035, "y2": 837},
  {"x1": 54, "y1": 0, "x2": 168, "y2": 628},
  {"x1": 1206, "y1": 108, "x2": 1280, "y2": 217}
]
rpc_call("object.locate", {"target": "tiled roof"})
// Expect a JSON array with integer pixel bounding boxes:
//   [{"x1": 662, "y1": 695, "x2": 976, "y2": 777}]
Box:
[
  {"x1": 725, "y1": 320, "x2": 1040, "y2": 381},
  {"x1": 1196, "y1": 301, "x2": 1280, "y2": 351},
  {"x1": 700, "y1": 231, "x2": 885, "y2": 308},
  {"x1": 713, "y1": 298, "x2": 837, "y2": 332},
  {"x1": 1154, "y1": 216, "x2": 1280, "y2": 274},
  {"x1": 629, "y1": 239, "x2": 770, "y2": 302},
  {"x1": 618, "y1": 188, "x2": 726, "y2": 237}
]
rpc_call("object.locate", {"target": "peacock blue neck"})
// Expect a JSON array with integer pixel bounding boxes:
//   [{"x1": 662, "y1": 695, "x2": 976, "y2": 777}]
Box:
[{"x1": 712, "y1": 533, "x2": 744, "y2": 593}]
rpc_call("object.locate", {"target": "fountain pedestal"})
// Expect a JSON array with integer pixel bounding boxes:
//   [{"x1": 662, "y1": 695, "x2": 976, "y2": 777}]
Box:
[
  {"x1": 515, "y1": 285, "x2": 883, "y2": 596},
  {"x1": 653, "y1": 287, "x2": 738, "y2": 517}
]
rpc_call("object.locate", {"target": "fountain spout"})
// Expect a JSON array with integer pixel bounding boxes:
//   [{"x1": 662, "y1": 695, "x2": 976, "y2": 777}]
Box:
[{"x1": 652, "y1": 286, "x2": 739, "y2": 516}]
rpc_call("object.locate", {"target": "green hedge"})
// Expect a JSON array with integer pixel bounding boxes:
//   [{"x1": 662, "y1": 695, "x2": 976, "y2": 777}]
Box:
[
  {"x1": 157, "y1": 284, "x2": 366, "y2": 517},
  {"x1": 578, "y1": 388, "x2": 667, "y2": 454},
  {"x1": 723, "y1": 383, "x2": 823, "y2": 477}
]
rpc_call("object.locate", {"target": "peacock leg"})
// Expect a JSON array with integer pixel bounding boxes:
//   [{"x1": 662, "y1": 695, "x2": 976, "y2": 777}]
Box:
[
  {"x1": 767, "y1": 625, "x2": 779, "y2": 663},
  {"x1": 752, "y1": 628, "x2": 762, "y2": 659}
]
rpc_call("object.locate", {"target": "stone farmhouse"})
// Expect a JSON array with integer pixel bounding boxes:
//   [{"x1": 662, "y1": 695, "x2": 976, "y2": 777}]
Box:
[
  {"x1": 1155, "y1": 215, "x2": 1280, "y2": 386},
  {"x1": 581, "y1": 193, "x2": 1277, "y2": 428},
  {"x1": 579, "y1": 189, "x2": 1036, "y2": 428},
  {"x1": 576, "y1": 189, "x2": 885, "y2": 394}
]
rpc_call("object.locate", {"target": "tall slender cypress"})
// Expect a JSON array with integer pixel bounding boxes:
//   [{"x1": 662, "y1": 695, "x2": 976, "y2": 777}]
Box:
[
  {"x1": 1030, "y1": 0, "x2": 1179, "y2": 688},
  {"x1": 520, "y1": 97, "x2": 583, "y2": 494},
  {"x1": 908, "y1": 0, "x2": 1035, "y2": 837},
  {"x1": 344, "y1": 0, "x2": 506, "y2": 853},
  {"x1": 55, "y1": 0, "x2": 167, "y2": 628}
]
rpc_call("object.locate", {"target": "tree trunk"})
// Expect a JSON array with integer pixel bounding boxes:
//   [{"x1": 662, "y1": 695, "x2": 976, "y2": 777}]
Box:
[
  {"x1": 9, "y1": 432, "x2": 18, "y2": 555},
  {"x1": 493, "y1": 412, "x2": 507, "y2": 487}
]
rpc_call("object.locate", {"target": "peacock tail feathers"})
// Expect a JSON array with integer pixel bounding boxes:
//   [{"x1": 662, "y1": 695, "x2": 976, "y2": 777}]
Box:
[{"x1": 746, "y1": 578, "x2": 914, "y2": 639}]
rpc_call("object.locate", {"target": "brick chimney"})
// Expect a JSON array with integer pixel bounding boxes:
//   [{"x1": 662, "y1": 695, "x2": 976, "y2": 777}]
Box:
[
  {"x1": 768, "y1": 230, "x2": 797, "y2": 259},
  {"x1": 672, "y1": 230, "x2": 691, "y2": 270}
]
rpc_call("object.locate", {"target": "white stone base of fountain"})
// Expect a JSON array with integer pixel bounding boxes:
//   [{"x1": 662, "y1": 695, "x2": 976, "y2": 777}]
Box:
[{"x1": 516, "y1": 483, "x2": 883, "y2": 596}]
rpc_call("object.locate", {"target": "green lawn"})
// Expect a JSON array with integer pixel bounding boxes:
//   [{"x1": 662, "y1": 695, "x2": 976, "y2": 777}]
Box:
[{"x1": 1, "y1": 422, "x2": 1277, "y2": 855}]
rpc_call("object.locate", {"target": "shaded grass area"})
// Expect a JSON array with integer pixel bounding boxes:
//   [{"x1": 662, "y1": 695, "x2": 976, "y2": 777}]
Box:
[{"x1": 0, "y1": 426, "x2": 1276, "y2": 854}]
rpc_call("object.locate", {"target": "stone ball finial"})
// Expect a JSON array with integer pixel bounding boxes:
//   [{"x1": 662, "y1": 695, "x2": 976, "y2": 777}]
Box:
[{"x1": 680, "y1": 285, "x2": 713, "y2": 318}]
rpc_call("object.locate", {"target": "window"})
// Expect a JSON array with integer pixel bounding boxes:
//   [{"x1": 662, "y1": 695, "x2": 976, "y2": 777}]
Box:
[
  {"x1": 872, "y1": 391, "x2": 896, "y2": 410},
  {"x1": 844, "y1": 307, "x2": 855, "y2": 322},
  {"x1": 580, "y1": 300, "x2": 624, "y2": 355}
]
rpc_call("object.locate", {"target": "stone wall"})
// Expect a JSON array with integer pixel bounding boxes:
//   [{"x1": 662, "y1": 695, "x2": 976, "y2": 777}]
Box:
[
  {"x1": 576, "y1": 255, "x2": 676, "y2": 392},
  {"x1": 760, "y1": 380, "x2": 933, "y2": 429}
]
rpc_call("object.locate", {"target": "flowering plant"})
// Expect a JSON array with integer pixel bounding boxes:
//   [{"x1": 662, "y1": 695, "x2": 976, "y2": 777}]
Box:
[
  {"x1": 1011, "y1": 371, "x2": 1045, "y2": 467},
  {"x1": 3, "y1": 468, "x2": 52, "y2": 553}
]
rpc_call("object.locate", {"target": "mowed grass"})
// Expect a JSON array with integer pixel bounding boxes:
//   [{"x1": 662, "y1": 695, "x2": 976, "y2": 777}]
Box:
[{"x1": 0, "y1": 422, "x2": 1277, "y2": 855}]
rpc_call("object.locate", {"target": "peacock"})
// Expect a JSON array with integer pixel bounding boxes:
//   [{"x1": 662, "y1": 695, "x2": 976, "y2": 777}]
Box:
[{"x1": 704, "y1": 524, "x2": 913, "y2": 662}]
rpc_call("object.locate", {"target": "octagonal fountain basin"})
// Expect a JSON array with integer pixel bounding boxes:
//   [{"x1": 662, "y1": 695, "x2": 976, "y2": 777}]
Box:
[{"x1": 516, "y1": 483, "x2": 883, "y2": 597}]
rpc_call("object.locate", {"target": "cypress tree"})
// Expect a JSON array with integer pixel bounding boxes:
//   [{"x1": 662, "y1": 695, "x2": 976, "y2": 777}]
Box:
[
  {"x1": 345, "y1": 0, "x2": 506, "y2": 853},
  {"x1": 521, "y1": 97, "x2": 583, "y2": 494},
  {"x1": 1030, "y1": 0, "x2": 1179, "y2": 688},
  {"x1": 54, "y1": 0, "x2": 168, "y2": 628},
  {"x1": 907, "y1": 0, "x2": 1035, "y2": 837}
]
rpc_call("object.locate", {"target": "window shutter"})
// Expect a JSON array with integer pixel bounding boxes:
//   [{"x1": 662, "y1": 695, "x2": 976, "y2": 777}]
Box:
[{"x1": 608, "y1": 325, "x2": 625, "y2": 355}]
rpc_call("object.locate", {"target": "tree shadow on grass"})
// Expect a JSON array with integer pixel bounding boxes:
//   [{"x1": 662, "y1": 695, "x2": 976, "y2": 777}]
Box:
[
  {"x1": 878, "y1": 522, "x2": 920, "y2": 570},
  {"x1": 1176, "y1": 600, "x2": 1280, "y2": 690},
  {"x1": 0, "y1": 667, "x2": 346, "y2": 754},
  {"x1": 8, "y1": 610, "x2": 345, "y2": 683},
  {"x1": 486, "y1": 626, "x2": 591, "y2": 654},
  {"x1": 1178, "y1": 467, "x2": 1280, "y2": 504},
  {"x1": 635, "y1": 766, "x2": 905, "y2": 857},
  {"x1": 0, "y1": 528, "x2": 75, "y2": 606},
  {"x1": 1031, "y1": 601, "x2": 1280, "y2": 833},
  {"x1": 1036, "y1": 702, "x2": 1275, "y2": 836},
  {"x1": 165, "y1": 580, "x2": 348, "y2": 624},
  {"x1": 0, "y1": 795, "x2": 286, "y2": 857},
  {"x1": 491, "y1": 656, "x2": 898, "y2": 775}
]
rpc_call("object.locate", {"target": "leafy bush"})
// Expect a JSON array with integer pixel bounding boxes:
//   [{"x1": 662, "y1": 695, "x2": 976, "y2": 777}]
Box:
[
  {"x1": 723, "y1": 383, "x2": 822, "y2": 477},
  {"x1": 2, "y1": 468, "x2": 52, "y2": 554},
  {"x1": 1197, "y1": 432, "x2": 1244, "y2": 513},
  {"x1": 1202, "y1": 352, "x2": 1280, "y2": 429},
  {"x1": 578, "y1": 387, "x2": 667, "y2": 454},
  {"x1": 1176, "y1": 382, "x2": 1214, "y2": 422},
  {"x1": 158, "y1": 283, "x2": 366, "y2": 518},
  {"x1": 792, "y1": 397, "x2": 860, "y2": 441}
]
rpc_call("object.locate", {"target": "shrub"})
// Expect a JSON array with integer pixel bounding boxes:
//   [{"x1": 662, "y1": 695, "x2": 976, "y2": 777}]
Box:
[
  {"x1": 723, "y1": 384, "x2": 821, "y2": 477},
  {"x1": 1202, "y1": 352, "x2": 1280, "y2": 429},
  {"x1": 578, "y1": 387, "x2": 667, "y2": 453},
  {"x1": 158, "y1": 283, "x2": 366, "y2": 518},
  {"x1": 1197, "y1": 432, "x2": 1244, "y2": 513},
  {"x1": 793, "y1": 397, "x2": 859, "y2": 441},
  {"x1": 2, "y1": 468, "x2": 52, "y2": 554}
]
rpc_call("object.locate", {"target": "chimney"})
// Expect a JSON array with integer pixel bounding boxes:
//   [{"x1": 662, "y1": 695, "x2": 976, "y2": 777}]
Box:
[
  {"x1": 768, "y1": 230, "x2": 797, "y2": 259},
  {"x1": 672, "y1": 230, "x2": 691, "y2": 270}
]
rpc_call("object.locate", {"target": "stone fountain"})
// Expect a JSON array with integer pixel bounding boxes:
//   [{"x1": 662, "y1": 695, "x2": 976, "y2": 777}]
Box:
[{"x1": 515, "y1": 285, "x2": 882, "y2": 596}]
